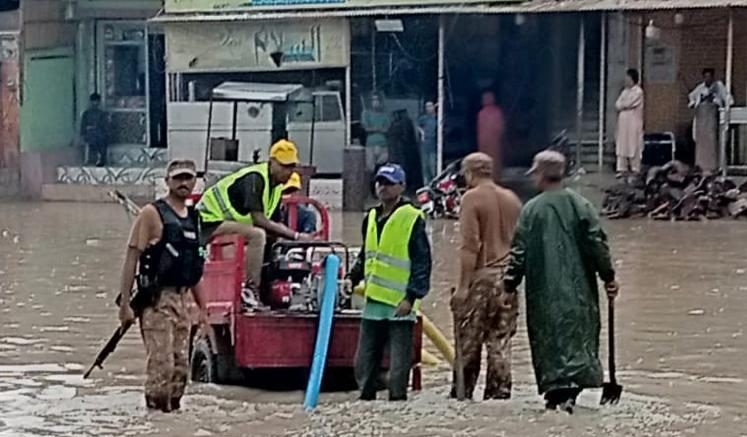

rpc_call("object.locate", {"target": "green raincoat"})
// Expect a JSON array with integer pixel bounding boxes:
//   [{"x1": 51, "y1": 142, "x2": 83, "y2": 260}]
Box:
[{"x1": 505, "y1": 188, "x2": 615, "y2": 394}]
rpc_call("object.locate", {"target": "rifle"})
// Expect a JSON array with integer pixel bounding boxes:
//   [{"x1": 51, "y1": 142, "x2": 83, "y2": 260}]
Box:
[
  {"x1": 83, "y1": 285, "x2": 156, "y2": 379},
  {"x1": 84, "y1": 192, "x2": 140, "y2": 379},
  {"x1": 83, "y1": 320, "x2": 133, "y2": 379}
]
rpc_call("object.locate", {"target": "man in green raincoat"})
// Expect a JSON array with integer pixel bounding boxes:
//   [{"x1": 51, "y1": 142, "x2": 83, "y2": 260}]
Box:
[{"x1": 504, "y1": 150, "x2": 619, "y2": 413}]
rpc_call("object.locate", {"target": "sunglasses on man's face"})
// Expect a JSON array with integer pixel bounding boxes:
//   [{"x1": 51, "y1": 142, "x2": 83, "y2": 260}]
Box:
[
  {"x1": 171, "y1": 174, "x2": 196, "y2": 181},
  {"x1": 376, "y1": 178, "x2": 398, "y2": 187}
]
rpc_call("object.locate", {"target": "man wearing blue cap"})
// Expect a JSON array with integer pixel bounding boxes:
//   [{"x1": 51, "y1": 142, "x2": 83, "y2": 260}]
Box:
[{"x1": 348, "y1": 163, "x2": 432, "y2": 401}]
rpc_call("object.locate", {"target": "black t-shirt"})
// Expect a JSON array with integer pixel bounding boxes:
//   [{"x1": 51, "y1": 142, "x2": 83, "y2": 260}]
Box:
[
  {"x1": 225, "y1": 172, "x2": 283, "y2": 220},
  {"x1": 227, "y1": 172, "x2": 266, "y2": 216}
]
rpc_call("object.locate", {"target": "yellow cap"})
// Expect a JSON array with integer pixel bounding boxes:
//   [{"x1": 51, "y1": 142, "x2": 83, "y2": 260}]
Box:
[
  {"x1": 284, "y1": 172, "x2": 302, "y2": 191},
  {"x1": 270, "y1": 140, "x2": 299, "y2": 165}
]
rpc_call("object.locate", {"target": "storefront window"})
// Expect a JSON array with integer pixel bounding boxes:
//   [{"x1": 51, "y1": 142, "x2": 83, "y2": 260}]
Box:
[{"x1": 101, "y1": 22, "x2": 146, "y2": 111}]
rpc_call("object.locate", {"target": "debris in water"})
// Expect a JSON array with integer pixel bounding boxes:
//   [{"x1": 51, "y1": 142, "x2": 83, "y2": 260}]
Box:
[
  {"x1": 736, "y1": 269, "x2": 745, "y2": 275},
  {"x1": 85, "y1": 238, "x2": 102, "y2": 247},
  {"x1": 63, "y1": 284, "x2": 91, "y2": 293},
  {"x1": 603, "y1": 162, "x2": 747, "y2": 220},
  {"x1": 37, "y1": 385, "x2": 77, "y2": 400},
  {"x1": 0, "y1": 363, "x2": 66, "y2": 373},
  {"x1": 1, "y1": 337, "x2": 46, "y2": 346},
  {"x1": 39, "y1": 326, "x2": 70, "y2": 333},
  {"x1": 63, "y1": 316, "x2": 91, "y2": 323},
  {"x1": 63, "y1": 363, "x2": 84, "y2": 371}
]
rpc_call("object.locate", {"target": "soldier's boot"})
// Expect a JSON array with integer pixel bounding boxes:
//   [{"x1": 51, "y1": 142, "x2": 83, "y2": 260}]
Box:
[
  {"x1": 146, "y1": 395, "x2": 172, "y2": 413},
  {"x1": 170, "y1": 397, "x2": 181, "y2": 411}
]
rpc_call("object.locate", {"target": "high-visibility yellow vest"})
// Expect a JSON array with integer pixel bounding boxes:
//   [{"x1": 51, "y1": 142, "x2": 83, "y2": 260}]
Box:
[
  {"x1": 197, "y1": 162, "x2": 283, "y2": 225},
  {"x1": 364, "y1": 205, "x2": 423, "y2": 309}
]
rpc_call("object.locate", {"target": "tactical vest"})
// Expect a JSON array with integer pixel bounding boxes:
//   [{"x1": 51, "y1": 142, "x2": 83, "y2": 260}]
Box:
[{"x1": 138, "y1": 199, "x2": 205, "y2": 290}]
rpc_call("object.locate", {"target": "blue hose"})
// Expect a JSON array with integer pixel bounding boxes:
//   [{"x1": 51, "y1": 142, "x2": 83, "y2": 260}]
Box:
[{"x1": 303, "y1": 253, "x2": 341, "y2": 410}]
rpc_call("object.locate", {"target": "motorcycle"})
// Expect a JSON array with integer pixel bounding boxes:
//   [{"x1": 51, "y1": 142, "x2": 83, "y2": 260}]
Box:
[{"x1": 416, "y1": 159, "x2": 465, "y2": 219}]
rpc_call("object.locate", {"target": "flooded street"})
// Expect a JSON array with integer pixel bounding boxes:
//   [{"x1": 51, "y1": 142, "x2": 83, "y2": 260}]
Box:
[{"x1": 1, "y1": 200, "x2": 746, "y2": 436}]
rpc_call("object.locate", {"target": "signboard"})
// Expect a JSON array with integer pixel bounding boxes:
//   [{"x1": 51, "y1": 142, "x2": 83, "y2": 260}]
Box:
[
  {"x1": 309, "y1": 179, "x2": 343, "y2": 210},
  {"x1": 165, "y1": 18, "x2": 349, "y2": 72},
  {"x1": 645, "y1": 42, "x2": 677, "y2": 84},
  {"x1": 165, "y1": 0, "x2": 513, "y2": 13}
]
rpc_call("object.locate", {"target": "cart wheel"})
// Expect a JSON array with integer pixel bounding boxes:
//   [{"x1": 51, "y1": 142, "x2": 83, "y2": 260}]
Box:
[{"x1": 191, "y1": 336, "x2": 217, "y2": 384}]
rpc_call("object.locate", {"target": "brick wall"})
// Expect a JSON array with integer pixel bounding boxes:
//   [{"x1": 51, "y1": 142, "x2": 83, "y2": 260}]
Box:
[{"x1": 627, "y1": 9, "x2": 747, "y2": 148}]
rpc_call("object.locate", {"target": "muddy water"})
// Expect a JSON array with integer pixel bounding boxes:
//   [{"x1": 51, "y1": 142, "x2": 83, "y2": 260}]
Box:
[{"x1": 1, "y1": 201, "x2": 746, "y2": 436}]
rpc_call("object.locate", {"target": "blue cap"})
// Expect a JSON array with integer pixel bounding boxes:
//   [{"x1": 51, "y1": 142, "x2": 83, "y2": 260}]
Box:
[{"x1": 375, "y1": 164, "x2": 406, "y2": 185}]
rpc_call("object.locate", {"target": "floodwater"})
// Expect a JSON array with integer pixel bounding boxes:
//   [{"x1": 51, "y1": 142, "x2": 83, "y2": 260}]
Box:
[{"x1": 1, "y1": 200, "x2": 746, "y2": 436}]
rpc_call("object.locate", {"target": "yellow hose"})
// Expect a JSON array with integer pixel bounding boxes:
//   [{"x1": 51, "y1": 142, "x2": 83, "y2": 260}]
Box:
[
  {"x1": 421, "y1": 349, "x2": 441, "y2": 366},
  {"x1": 353, "y1": 283, "x2": 455, "y2": 366},
  {"x1": 421, "y1": 314, "x2": 455, "y2": 366}
]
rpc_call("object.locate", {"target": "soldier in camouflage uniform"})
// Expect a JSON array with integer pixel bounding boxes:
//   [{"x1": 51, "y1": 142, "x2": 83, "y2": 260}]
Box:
[
  {"x1": 139, "y1": 289, "x2": 193, "y2": 411},
  {"x1": 453, "y1": 267, "x2": 518, "y2": 399},
  {"x1": 450, "y1": 152, "x2": 522, "y2": 400},
  {"x1": 118, "y1": 160, "x2": 208, "y2": 412}
]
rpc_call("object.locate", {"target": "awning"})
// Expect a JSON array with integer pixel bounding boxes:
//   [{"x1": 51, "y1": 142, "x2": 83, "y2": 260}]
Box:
[
  {"x1": 211, "y1": 82, "x2": 307, "y2": 102},
  {"x1": 151, "y1": 0, "x2": 747, "y2": 22}
]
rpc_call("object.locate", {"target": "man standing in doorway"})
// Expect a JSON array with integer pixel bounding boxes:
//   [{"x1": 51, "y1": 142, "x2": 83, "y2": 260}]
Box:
[
  {"x1": 197, "y1": 140, "x2": 315, "y2": 294},
  {"x1": 450, "y1": 152, "x2": 522, "y2": 400},
  {"x1": 362, "y1": 93, "x2": 392, "y2": 174},
  {"x1": 81, "y1": 93, "x2": 109, "y2": 167},
  {"x1": 477, "y1": 91, "x2": 505, "y2": 181},
  {"x1": 689, "y1": 68, "x2": 732, "y2": 172},
  {"x1": 418, "y1": 101, "x2": 438, "y2": 185},
  {"x1": 348, "y1": 164, "x2": 432, "y2": 401},
  {"x1": 504, "y1": 150, "x2": 619, "y2": 414},
  {"x1": 117, "y1": 159, "x2": 208, "y2": 412},
  {"x1": 614, "y1": 69, "x2": 645, "y2": 177}
]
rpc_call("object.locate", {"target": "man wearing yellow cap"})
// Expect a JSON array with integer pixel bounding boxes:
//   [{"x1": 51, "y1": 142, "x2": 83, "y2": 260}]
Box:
[{"x1": 197, "y1": 140, "x2": 315, "y2": 291}]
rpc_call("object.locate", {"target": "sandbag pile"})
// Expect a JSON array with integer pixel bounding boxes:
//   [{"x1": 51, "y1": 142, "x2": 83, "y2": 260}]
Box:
[{"x1": 602, "y1": 161, "x2": 747, "y2": 220}]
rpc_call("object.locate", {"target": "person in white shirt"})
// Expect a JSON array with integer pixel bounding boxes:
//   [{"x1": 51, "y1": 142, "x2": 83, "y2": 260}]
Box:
[{"x1": 615, "y1": 69, "x2": 645, "y2": 177}]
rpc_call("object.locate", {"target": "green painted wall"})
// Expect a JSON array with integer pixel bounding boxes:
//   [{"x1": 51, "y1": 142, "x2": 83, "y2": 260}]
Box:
[{"x1": 21, "y1": 47, "x2": 76, "y2": 152}]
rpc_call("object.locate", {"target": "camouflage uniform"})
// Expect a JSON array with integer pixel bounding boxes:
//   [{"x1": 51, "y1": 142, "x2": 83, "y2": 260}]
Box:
[
  {"x1": 452, "y1": 266, "x2": 518, "y2": 400},
  {"x1": 139, "y1": 288, "x2": 191, "y2": 411}
]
